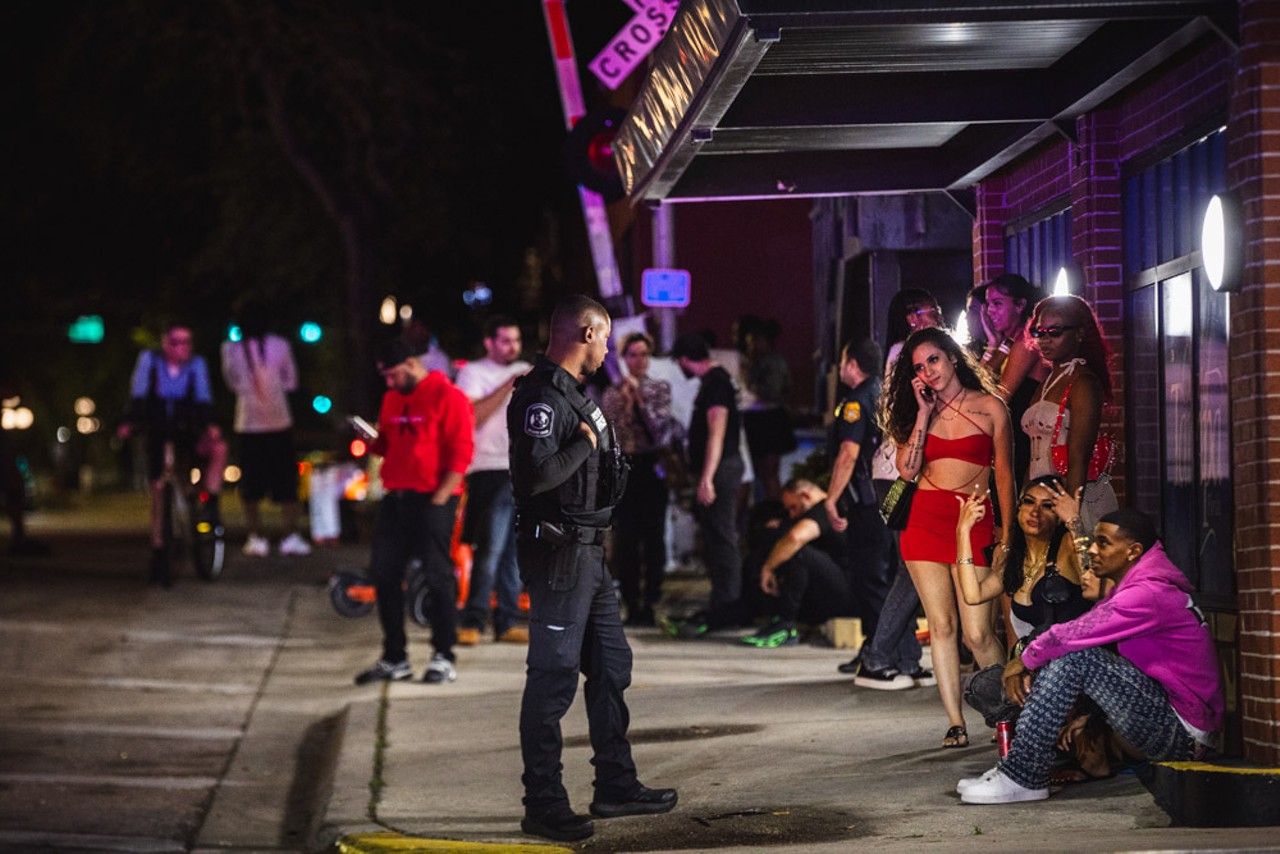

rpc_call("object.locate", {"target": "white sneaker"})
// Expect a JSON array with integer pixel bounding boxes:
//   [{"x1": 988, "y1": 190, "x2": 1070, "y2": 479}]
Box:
[
  {"x1": 956, "y1": 765, "x2": 1001, "y2": 794},
  {"x1": 242, "y1": 534, "x2": 270, "y2": 557},
  {"x1": 279, "y1": 533, "x2": 312, "y2": 556},
  {"x1": 960, "y1": 769, "x2": 1049, "y2": 804},
  {"x1": 423, "y1": 652, "x2": 457, "y2": 684}
]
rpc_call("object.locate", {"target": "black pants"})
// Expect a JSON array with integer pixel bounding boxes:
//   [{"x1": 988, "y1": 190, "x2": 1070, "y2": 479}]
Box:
[
  {"x1": 694, "y1": 455, "x2": 745, "y2": 628},
  {"x1": 842, "y1": 501, "x2": 892, "y2": 641},
  {"x1": 371, "y1": 492, "x2": 458, "y2": 663},
  {"x1": 518, "y1": 537, "x2": 638, "y2": 812},
  {"x1": 775, "y1": 548, "x2": 856, "y2": 624},
  {"x1": 613, "y1": 453, "x2": 668, "y2": 614}
]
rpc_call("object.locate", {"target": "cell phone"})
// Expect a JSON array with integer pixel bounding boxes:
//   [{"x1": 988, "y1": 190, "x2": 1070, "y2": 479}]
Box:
[
  {"x1": 921, "y1": 386, "x2": 935, "y2": 402},
  {"x1": 348, "y1": 415, "x2": 379, "y2": 440}
]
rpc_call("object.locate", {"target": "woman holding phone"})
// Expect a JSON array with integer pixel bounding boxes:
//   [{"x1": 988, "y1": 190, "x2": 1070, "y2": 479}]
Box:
[{"x1": 880, "y1": 327, "x2": 1016, "y2": 748}]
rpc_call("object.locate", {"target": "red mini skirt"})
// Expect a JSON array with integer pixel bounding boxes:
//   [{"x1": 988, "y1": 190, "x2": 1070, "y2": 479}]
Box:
[{"x1": 899, "y1": 488, "x2": 994, "y2": 567}]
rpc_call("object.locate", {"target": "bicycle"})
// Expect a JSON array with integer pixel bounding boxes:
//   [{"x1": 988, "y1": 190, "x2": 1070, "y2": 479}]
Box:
[{"x1": 159, "y1": 439, "x2": 227, "y2": 582}]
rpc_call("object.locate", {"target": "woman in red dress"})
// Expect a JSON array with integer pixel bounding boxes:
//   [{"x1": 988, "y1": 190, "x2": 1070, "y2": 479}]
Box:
[{"x1": 880, "y1": 327, "x2": 1016, "y2": 748}]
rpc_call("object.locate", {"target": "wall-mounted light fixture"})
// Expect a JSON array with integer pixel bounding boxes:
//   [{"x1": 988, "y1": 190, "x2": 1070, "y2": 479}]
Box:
[
  {"x1": 1052, "y1": 262, "x2": 1081, "y2": 296},
  {"x1": 1202, "y1": 193, "x2": 1242, "y2": 292}
]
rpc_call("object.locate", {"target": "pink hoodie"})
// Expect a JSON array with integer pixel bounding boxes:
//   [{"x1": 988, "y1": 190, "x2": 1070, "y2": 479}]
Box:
[{"x1": 1022, "y1": 542, "x2": 1223, "y2": 738}]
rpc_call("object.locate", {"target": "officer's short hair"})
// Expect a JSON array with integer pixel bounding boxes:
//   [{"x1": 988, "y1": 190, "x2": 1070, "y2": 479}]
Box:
[
  {"x1": 551, "y1": 295, "x2": 608, "y2": 339},
  {"x1": 1099, "y1": 508, "x2": 1159, "y2": 553},
  {"x1": 483, "y1": 314, "x2": 519, "y2": 340},
  {"x1": 841, "y1": 338, "x2": 883, "y2": 376}
]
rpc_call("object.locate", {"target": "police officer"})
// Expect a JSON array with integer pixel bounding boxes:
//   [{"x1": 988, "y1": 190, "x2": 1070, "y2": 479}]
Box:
[
  {"x1": 824, "y1": 338, "x2": 893, "y2": 652},
  {"x1": 508, "y1": 296, "x2": 677, "y2": 842}
]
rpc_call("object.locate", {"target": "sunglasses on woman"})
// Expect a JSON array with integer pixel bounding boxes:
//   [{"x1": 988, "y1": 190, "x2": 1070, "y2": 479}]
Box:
[{"x1": 1029, "y1": 324, "x2": 1079, "y2": 339}]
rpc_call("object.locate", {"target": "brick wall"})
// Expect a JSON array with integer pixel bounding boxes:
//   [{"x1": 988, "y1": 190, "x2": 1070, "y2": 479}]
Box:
[
  {"x1": 974, "y1": 1, "x2": 1280, "y2": 760},
  {"x1": 1227, "y1": 0, "x2": 1280, "y2": 766},
  {"x1": 1070, "y1": 112, "x2": 1127, "y2": 498}
]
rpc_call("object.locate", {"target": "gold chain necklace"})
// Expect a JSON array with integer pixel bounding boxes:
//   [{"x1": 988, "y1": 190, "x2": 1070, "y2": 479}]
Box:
[
  {"x1": 1022, "y1": 541, "x2": 1051, "y2": 586},
  {"x1": 935, "y1": 389, "x2": 966, "y2": 421}
]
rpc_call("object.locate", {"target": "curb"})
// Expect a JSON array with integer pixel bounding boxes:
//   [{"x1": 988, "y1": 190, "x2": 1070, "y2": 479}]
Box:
[
  {"x1": 335, "y1": 832, "x2": 572, "y2": 853},
  {"x1": 1145, "y1": 760, "x2": 1280, "y2": 827}
]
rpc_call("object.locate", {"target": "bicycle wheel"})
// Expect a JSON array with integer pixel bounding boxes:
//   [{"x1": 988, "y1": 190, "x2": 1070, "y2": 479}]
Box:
[
  {"x1": 329, "y1": 571, "x2": 376, "y2": 618},
  {"x1": 191, "y1": 492, "x2": 226, "y2": 581}
]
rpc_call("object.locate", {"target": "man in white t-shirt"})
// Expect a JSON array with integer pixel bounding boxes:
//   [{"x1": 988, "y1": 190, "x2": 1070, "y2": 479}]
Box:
[{"x1": 455, "y1": 316, "x2": 531, "y2": 644}]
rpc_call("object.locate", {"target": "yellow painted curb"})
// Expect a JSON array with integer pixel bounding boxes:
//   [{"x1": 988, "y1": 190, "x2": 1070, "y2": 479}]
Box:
[
  {"x1": 1158, "y1": 761, "x2": 1280, "y2": 776},
  {"x1": 337, "y1": 831, "x2": 573, "y2": 854}
]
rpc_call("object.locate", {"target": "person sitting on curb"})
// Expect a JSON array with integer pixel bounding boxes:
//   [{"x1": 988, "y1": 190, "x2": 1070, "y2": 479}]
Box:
[
  {"x1": 956, "y1": 507, "x2": 1224, "y2": 804},
  {"x1": 743, "y1": 478, "x2": 856, "y2": 649}
]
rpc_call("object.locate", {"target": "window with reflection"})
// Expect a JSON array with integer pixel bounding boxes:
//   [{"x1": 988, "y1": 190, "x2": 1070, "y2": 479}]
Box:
[{"x1": 1123, "y1": 127, "x2": 1232, "y2": 607}]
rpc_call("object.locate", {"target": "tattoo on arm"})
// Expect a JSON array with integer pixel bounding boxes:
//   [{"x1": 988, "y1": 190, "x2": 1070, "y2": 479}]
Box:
[{"x1": 905, "y1": 429, "x2": 925, "y2": 469}]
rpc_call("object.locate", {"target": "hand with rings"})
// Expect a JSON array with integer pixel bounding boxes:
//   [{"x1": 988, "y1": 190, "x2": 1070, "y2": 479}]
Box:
[{"x1": 1048, "y1": 480, "x2": 1083, "y2": 525}]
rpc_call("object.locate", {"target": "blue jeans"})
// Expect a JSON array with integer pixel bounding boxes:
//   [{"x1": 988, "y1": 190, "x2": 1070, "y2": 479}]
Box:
[
  {"x1": 1000, "y1": 647, "x2": 1196, "y2": 789},
  {"x1": 862, "y1": 479, "x2": 922, "y2": 673},
  {"x1": 461, "y1": 471, "x2": 522, "y2": 635}
]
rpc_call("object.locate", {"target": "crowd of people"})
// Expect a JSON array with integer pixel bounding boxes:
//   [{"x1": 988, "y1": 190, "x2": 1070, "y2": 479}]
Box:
[{"x1": 110, "y1": 279, "x2": 1223, "y2": 836}]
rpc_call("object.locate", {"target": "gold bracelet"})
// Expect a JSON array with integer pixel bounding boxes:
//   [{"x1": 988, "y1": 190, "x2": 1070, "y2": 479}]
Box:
[{"x1": 956, "y1": 557, "x2": 974, "y2": 565}]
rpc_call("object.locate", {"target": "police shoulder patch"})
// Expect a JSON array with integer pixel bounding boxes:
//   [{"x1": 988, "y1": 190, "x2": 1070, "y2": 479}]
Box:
[
  {"x1": 842, "y1": 401, "x2": 861, "y2": 423},
  {"x1": 525, "y1": 402, "x2": 554, "y2": 438}
]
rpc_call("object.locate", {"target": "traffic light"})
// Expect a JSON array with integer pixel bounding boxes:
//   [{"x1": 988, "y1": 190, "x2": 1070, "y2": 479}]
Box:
[{"x1": 564, "y1": 108, "x2": 627, "y2": 203}]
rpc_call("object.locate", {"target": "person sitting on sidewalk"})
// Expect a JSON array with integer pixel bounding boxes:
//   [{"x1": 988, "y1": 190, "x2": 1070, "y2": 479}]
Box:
[
  {"x1": 957, "y1": 507, "x2": 1224, "y2": 804},
  {"x1": 743, "y1": 478, "x2": 855, "y2": 649}
]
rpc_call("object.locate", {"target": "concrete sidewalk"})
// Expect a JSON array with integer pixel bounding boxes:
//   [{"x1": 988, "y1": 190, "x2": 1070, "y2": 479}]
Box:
[{"x1": 320, "y1": 625, "x2": 1278, "y2": 853}]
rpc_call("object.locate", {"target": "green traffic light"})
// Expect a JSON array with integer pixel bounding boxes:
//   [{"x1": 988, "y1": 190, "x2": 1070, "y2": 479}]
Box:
[{"x1": 300, "y1": 322, "x2": 322, "y2": 344}]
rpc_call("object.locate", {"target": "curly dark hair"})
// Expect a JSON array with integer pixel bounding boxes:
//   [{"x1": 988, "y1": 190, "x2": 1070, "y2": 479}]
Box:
[
  {"x1": 878, "y1": 327, "x2": 999, "y2": 445},
  {"x1": 1031, "y1": 295, "x2": 1112, "y2": 403},
  {"x1": 1002, "y1": 475, "x2": 1068, "y2": 595}
]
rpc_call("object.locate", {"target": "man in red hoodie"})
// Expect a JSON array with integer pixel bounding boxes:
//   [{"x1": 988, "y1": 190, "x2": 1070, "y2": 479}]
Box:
[
  {"x1": 354, "y1": 339, "x2": 475, "y2": 686},
  {"x1": 958, "y1": 507, "x2": 1223, "y2": 804}
]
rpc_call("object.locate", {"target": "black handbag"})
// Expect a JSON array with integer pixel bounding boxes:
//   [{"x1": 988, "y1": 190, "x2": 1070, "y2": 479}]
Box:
[{"x1": 879, "y1": 476, "x2": 917, "y2": 530}]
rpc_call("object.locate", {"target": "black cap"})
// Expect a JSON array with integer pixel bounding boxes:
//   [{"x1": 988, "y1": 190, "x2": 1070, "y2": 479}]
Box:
[
  {"x1": 376, "y1": 338, "x2": 415, "y2": 370},
  {"x1": 669, "y1": 332, "x2": 710, "y2": 362}
]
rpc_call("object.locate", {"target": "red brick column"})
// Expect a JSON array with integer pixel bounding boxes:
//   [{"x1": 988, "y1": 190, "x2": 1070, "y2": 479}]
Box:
[
  {"x1": 1070, "y1": 111, "x2": 1127, "y2": 502},
  {"x1": 1229, "y1": 0, "x2": 1280, "y2": 765},
  {"x1": 972, "y1": 179, "x2": 1008, "y2": 285}
]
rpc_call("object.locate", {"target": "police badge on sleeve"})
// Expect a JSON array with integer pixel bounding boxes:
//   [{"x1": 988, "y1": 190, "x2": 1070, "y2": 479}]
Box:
[{"x1": 525, "y1": 403, "x2": 554, "y2": 438}]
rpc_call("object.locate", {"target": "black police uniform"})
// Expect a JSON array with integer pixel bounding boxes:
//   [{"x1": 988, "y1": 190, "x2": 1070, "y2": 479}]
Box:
[
  {"x1": 508, "y1": 355, "x2": 639, "y2": 813},
  {"x1": 829, "y1": 375, "x2": 892, "y2": 639}
]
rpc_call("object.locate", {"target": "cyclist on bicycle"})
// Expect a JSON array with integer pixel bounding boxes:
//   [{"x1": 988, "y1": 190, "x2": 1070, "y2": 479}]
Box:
[{"x1": 118, "y1": 325, "x2": 228, "y2": 586}]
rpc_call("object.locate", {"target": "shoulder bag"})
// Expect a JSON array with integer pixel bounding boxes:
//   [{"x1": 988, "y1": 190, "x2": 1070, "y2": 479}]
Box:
[{"x1": 879, "y1": 475, "x2": 918, "y2": 530}]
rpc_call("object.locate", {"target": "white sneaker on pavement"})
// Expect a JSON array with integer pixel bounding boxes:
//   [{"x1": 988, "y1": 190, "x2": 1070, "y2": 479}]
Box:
[
  {"x1": 279, "y1": 533, "x2": 312, "y2": 556},
  {"x1": 959, "y1": 769, "x2": 1049, "y2": 804},
  {"x1": 956, "y1": 765, "x2": 1001, "y2": 794},
  {"x1": 242, "y1": 534, "x2": 270, "y2": 557},
  {"x1": 423, "y1": 652, "x2": 457, "y2": 684}
]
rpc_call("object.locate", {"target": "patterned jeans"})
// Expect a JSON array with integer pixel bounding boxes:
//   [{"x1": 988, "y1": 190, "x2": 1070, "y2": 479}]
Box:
[{"x1": 1000, "y1": 647, "x2": 1196, "y2": 790}]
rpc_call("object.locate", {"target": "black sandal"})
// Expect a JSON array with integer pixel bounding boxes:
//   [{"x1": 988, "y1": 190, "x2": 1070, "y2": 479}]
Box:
[{"x1": 943, "y1": 725, "x2": 969, "y2": 748}]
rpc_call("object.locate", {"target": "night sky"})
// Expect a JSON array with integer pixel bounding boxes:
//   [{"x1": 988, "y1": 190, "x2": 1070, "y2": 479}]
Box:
[{"x1": 2, "y1": 0, "x2": 634, "y2": 458}]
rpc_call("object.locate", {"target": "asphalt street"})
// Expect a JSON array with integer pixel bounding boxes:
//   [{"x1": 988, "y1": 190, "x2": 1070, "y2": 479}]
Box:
[{"x1": 0, "y1": 491, "x2": 377, "y2": 852}]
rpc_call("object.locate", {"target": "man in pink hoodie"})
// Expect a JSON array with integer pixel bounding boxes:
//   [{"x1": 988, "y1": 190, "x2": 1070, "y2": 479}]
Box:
[{"x1": 958, "y1": 507, "x2": 1224, "y2": 804}]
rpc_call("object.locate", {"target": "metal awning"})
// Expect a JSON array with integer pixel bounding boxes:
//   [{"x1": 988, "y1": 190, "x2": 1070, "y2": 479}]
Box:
[{"x1": 615, "y1": 0, "x2": 1237, "y2": 206}]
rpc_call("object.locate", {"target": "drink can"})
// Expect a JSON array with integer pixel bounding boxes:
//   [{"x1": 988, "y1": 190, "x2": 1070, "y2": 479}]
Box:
[{"x1": 996, "y1": 721, "x2": 1014, "y2": 757}]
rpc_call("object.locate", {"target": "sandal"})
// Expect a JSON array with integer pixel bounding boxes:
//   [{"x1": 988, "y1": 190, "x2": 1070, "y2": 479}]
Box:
[{"x1": 943, "y1": 725, "x2": 969, "y2": 748}]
